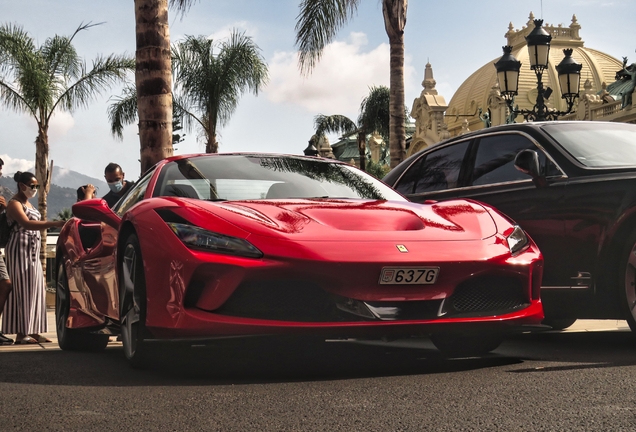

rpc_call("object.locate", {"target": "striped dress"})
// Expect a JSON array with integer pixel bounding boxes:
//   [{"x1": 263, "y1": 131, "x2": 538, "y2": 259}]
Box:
[{"x1": 1, "y1": 202, "x2": 47, "y2": 335}]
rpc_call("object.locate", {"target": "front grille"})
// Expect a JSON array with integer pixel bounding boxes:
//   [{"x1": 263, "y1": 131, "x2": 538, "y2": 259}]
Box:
[
  {"x1": 211, "y1": 280, "x2": 444, "y2": 322},
  {"x1": 213, "y1": 280, "x2": 359, "y2": 322},
  {"x1": 449, "y1": 276, "x2": 528, "y2": 316}
]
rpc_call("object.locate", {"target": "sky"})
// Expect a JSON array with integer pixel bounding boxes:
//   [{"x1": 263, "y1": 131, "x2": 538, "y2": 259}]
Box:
[{"x1": 1, "y1": 0, "x2": 634, "y2": 182}]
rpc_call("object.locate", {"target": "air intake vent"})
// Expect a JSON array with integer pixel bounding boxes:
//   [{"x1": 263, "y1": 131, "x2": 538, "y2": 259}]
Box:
[{"x1": 450, "y1": 277, "x2": 528, "y2": 316}]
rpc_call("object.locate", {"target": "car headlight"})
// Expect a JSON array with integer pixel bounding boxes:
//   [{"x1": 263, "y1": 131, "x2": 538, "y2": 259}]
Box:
[
  {"x1": 506, "y1": 225, "x2": 529, "y2": 255},
  {"x1": 167, "y1": 223, "x2": 263, "y2": 258}
]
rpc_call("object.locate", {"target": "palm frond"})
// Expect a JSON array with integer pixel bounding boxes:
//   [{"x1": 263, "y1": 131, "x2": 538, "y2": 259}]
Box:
[
  {"x1": 172, "y1": 30, "x2": 268, "y2": 142},
  {"x1": 41, "y1": 22, "x2": 102, "y2": 83},
  {"x1": 41, "y1": 35, "x2": 82, "y2": 82},
  {"x1": 358, "y1": 85, "x2": 390, "y2": 141},
  {"x1": 173, "y1": 92, "x2": 205, "y2": 132},
  {"x1": 107, "y1": 85, "x2": 200, "y2": 141},
  {"x1": 52, "y1": 54, "x2": 134, "y2": 119},
  {"x1": 169, "y1": 0, "x2": 199, "y2": 18},
  {"x1": 0, "y1": 79, "x2": 37, "y2": 117},
  {"x1": 0, "y1": 23, "x2": 51, "y2": 112},
  {"x1": 295, "y1": 0, "x2": 361, "y2": 74},
  {"x1": 215, "y1": 30, "x2": 268, "y2": 127},
  {"x1": 314, "y1": 114, "x2": 357, "y2": 137},
  {"x1": 107, "y1": 85, "x2": 138, "y2": 140},
  {"x1": 0, "y1": 23, "x2": 37, "y2": 77}
]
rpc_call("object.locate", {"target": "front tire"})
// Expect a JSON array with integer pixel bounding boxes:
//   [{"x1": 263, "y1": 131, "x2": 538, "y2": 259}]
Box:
[
  {"x1": 119, "y1": 233, "x2": 154, "y2": 368},
  {"x1": 55, "y1": 261, "x2": 109, "y2": 352},
  {"x1": 619, "y1": 230, "x2": 636, "y2": 332},
  {"x1": 430, "y1": 333, "x2": 503, "y2": 357}
]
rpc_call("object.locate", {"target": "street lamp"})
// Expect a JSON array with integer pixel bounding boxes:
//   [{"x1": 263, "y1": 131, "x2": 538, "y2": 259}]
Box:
[
  {"x1": 303, "y1": 142, "x2": 319, "y2": 156},
  {"x1": 494, "y1": 19, "x2": 582, "y2": 122}
]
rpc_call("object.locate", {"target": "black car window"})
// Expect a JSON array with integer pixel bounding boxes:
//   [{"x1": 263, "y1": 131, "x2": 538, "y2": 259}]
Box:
[
  {"x1": 114, "y1": 169, "x2": 155, "y2": 217},
  {"x1": 404, "y1": 141, "x2": 469, "y2": 194},
  {"x1": 471, "y1": 134, "x2": 552, "y2": 186},
  {"x1": 393, "y1": 156, "x2": 425, "y2": 195}
]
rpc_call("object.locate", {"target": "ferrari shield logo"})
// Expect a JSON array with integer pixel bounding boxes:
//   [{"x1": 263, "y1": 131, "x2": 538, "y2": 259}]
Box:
[{"x1": 396, "y1": 244, "x2": 408, "y2": 253}]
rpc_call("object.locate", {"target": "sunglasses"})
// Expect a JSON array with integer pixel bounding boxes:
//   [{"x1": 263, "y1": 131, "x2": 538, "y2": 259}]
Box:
[{"x1": 25, "y1": 183, "x2": 40, "y2": 190}]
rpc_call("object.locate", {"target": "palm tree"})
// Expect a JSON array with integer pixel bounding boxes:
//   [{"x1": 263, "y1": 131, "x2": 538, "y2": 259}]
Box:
[
  {"x1": 55, "y1": 208, "x2": 73, "y2": 222},
  {"x1": 172, "y1": 32, "x2": 268, "y2": 153},
  {"x1": 295, "y1": 0, "x2": 407, "y2": 168},
  {"x1": 134, "y1": 0, "x2": 197, "y2": 173},
  {"x1": 315, "y1": 85, "x2": 389, "y2": 172},
  {"x1": 0, "y1": 22, "x2": 134, "y2": 271},
  {"x1": 110, "y1": 31, "x2": 269, "y2": 154}
]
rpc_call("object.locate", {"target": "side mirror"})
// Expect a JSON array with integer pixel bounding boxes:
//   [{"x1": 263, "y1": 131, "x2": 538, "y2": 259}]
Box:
[
  {"x1": 514, "y1": 149, "x2": 546, "y2": 187},
  {"x1": 72, "y1": 198, "x2": 121, "y2": 229}
]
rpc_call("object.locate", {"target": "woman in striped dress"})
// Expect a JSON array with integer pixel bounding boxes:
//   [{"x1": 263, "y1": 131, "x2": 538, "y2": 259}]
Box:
[{"x1": 2, "y1": 172, "x2": 65, "y2": 344}]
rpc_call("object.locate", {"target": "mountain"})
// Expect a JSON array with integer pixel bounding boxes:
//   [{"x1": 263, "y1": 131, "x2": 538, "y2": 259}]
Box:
[{"x1": 51, "y1": 166, "x2": 108, "y2": 193}]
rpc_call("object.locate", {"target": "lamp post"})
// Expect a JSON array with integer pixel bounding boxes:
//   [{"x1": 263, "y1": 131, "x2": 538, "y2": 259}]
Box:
[
  {"x1": 494, "y1": 19, "x2": 582, "y2": 122},
  {"x1": 303, "y1": 142, "x2": 319, "y2": 156}
]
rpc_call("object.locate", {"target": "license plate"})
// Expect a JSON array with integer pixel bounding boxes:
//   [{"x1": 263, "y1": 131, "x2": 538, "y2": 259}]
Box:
[{"x1": 379, "y1": 267, "x2": 439, "y2": 285}]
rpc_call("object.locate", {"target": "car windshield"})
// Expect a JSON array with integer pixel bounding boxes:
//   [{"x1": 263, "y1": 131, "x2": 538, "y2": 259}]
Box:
[
  {"x1": 154, "y1": 155, "x2": 406, "y2": 201},
  {"x1": 542, "y1": 123, "x2": 636, "y2": 168}
]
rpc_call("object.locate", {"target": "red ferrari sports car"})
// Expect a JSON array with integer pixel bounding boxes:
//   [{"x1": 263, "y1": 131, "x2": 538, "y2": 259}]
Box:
[{"x1": 56, "y1": 153, "x2": 544, "y2": 366}]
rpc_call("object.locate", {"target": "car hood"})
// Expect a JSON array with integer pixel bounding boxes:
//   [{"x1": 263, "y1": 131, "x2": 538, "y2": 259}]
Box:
[{"x1": 189, "y1": 199, "x2": 498, "y2": 242}]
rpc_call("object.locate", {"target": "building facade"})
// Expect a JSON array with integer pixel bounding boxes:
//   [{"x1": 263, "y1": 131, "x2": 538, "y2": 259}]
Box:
[{"x1": 408, "y1": 12, "x2": 636, "y2": 157}]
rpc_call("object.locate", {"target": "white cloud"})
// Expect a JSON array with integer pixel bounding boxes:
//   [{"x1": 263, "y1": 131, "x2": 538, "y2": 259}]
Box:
[
  {"x1": 0, "y1": 155, "x2": 34, "y2": 177},
  {"x1": 57, "y1": 167, "x2": 71, "y2": 178},
  {"x1": 265, "y1": 32, "x2": 415, "y2": 118},
  {"x1": 173, "y1": 21, "x2": 257, "y2": 44},
  {"x1": 209, "y1": 21, "x2": 257, "y2": 41},
  {"x1": 48, "y1": 111, "x2": 75, "y2": 141}
]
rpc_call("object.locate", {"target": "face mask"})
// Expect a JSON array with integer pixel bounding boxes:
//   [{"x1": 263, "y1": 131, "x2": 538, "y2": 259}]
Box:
[
  {"x1": 108, "y1": 180, "x2": 124, "y2": 193},
  {"x1": 23, "y1": 186, "x2": 37, "y2": 199}
]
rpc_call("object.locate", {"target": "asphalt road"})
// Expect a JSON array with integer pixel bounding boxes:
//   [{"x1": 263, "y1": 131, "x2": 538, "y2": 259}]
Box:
[{"x1": 1, "y1": 324, "x2": 636, "y2": 431}]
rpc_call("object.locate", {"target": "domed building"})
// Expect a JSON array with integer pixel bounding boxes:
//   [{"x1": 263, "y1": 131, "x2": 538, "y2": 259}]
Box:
[{"x1": 408, "y1": 12, "x2": 635, "y2": 157}]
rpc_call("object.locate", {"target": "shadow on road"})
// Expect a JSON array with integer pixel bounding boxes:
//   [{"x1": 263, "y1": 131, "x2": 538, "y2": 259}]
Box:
[
  {"x1": 500, "y1": 330, "x2": 636, "y2": 373},
  {"x1": 2, "y1": 331, "x2": 635, "y2": 387},
  {"x1": 0, "y1": 337, "x2": 522, "y2": 387}
]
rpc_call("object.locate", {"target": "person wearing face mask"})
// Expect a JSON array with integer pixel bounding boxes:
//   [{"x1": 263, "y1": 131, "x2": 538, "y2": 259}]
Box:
[
  {"x1": 102, "y1": 163, "x2": 134, "y2": 208},
  {"x1": 3, "y1": 171, "x2": 65, "y2": 344}
]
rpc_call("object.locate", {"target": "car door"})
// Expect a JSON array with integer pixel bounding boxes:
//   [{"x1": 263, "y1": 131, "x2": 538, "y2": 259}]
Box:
[
  {"x1": 456, "y1": 132, "x2": 570, "y2": 287},
  {"x1": 78, "y1": 169, "x2": 155, "y2": 320},
  {"x1": 397, "y1": 131, "x2": 570, "y2": 287},
  {"x1": 560, "y1": 172, "x2": 633, "y2": 294}
]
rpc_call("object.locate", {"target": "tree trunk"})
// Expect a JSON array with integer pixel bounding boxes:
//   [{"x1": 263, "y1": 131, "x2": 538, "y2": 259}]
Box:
[
  {"x1": 34, "y1": 126, "x2": 49, "y2": 280},
  {"x1": 382, "y1": 0, "x2": 407, "y2": 168},
  {"x1": 135, "y1": 0, "x2": 174, "y2": 174},
  {"x1": 206, "y1": 115, "x2": 218, "y2": 153},
  {"x1": 357, "y1": 131, "x2": 366, "y2": 172},
  {"x1": 205, "y1": 136, "x2": 218, "y2": 153}
]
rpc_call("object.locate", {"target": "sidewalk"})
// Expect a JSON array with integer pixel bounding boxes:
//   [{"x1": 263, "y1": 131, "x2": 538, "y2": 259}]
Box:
[
  {"x1": 566, "y1": 319, "x2": 630, "y2": 332},
  {"x1": 0, "y1": 308, "x2": 121, "y2": 352}
]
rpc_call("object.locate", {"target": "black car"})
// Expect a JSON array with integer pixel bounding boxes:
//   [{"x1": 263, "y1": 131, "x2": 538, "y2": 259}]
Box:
[{"x1": 384, "y1": 121, "x2": 636, "y2": 331}]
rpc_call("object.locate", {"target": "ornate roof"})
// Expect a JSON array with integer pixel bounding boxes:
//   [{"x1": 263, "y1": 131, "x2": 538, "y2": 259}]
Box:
[{"x1": 445, "y1": 12, "x2": 623, "y2": 134}]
